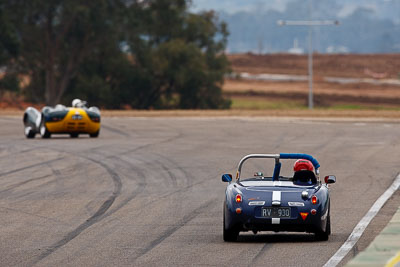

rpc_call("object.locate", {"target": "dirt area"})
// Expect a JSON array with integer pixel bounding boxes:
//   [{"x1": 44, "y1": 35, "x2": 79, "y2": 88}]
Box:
[
  {"x1": 0, "y1": 93, "x2": 41, "y2": 110},
  {"x1": 224, "y1": 80, "x2": 400, "y2": 106},
  {"x1": 228, "y1": 53, "x2": 400, "y2": 78},
  {"x1": 225, "y1": 53, "x2": 400, "y2": 108}
]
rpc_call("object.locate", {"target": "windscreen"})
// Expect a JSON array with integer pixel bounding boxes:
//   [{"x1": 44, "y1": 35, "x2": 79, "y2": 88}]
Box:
[{"x1": 240, "y1": 158, "x2": 298, "y2": 180}]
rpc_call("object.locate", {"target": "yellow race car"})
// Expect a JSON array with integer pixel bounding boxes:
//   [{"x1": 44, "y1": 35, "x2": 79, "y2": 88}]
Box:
[{"x1": 23, "y1": 99, "x2": 101, "y2": 138}]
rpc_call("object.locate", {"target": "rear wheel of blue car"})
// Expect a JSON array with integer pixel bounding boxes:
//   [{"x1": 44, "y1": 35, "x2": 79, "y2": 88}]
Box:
[
  {"x1": 223, "y1": 209, "x2": 238, "y2": 242},
  {"x1": 315, "y1": 214, "x2": 330, "y2": 241}
]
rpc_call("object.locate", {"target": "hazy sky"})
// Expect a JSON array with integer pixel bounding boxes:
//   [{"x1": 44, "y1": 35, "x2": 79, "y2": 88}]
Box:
[{"x1": 191, "y1": 0, "x2": 400, "y2": 22}]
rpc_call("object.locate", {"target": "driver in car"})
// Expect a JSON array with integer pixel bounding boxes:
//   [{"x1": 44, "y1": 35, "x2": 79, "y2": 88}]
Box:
[{"x1": 292, "y1": 159, "x2": 317, "y2": 185}]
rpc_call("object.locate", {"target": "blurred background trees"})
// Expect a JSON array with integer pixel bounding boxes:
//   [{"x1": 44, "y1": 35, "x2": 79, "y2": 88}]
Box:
[{"x1": 0, "y1": 0, "x2": 231, "y2": 109}]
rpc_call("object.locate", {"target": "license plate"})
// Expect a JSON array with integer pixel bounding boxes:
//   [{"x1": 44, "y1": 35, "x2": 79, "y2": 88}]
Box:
[
  {"x1": 261, "y1": 207, "x2": 291, "y2": 218},
  {"x1": 72, "y1": 114, "x2": 83, "y2": 120}
]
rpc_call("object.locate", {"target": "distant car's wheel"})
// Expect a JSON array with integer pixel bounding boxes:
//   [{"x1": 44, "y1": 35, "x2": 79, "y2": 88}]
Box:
[
  {"x1": 40, "y1": 120, "x2": 51, "y2": 138},
  {"x1": 223, "y1": 225, "x2": 239, "y2": 242},
  {"x1": 315, "y1": 214, "x2": 330, "y2": 241},
  {"x1": 89, "y1": 130, "x2": 99, "y2": 138},
  {"x1": 223, "y1": 209, "x2": 238, "y2": 242},
  {"x1": 326, "y1": 213, "x2": 331, "y2": 236},
  {"x1": 24, "y1": 126, "x2": 36, "y2": 139},
  {"x1": 70, "y1": 133, "x2": 79, "y2": 138}
]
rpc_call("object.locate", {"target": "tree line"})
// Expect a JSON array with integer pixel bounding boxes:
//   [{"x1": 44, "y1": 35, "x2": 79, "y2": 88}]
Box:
[
  {"x1": 0, "y1": 0, "x2": 231, "y2": 109},
  {"x1": 220, "y1": 0, "x2": 400, "y2": 53}
]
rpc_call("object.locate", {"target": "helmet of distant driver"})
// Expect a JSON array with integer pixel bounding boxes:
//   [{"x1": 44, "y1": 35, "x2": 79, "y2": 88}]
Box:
[{"x1": 72, "y1": 99, "x2": 81, "y2": 107}]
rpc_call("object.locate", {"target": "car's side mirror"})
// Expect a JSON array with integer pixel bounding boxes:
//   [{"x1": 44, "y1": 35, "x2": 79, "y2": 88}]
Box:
[
  {"x1": 222, "y1": 174, "x2": 232, "y2": 182},
  {"x1": 325, "y1": 175, "x2": 336, "y2": 184}
]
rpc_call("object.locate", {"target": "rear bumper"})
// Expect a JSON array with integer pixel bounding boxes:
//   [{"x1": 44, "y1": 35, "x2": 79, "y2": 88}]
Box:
[
  {"x1": 241, "y1": 219, "x2": 322, "y2": 233},
  {"x1": 225, "y1": 205, "x2": 327, "y2": 233}
]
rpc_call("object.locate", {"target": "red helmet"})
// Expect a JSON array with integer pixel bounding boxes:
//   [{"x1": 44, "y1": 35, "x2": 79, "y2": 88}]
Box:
[{"x1": 293, "y1": 159, "x2": 314, "y2": 172}]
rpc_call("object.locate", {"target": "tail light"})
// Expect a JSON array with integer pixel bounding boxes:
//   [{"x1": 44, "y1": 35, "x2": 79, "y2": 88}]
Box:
[
  {"x1": 311, "y1": 209, "x2": 317, "y2": 215},
  {"x1": 236, "y1": 194, "x2": 242, "y2": 203},
  {"x1": 311, "y1": 195, "x2": 318, "y2": 205}
]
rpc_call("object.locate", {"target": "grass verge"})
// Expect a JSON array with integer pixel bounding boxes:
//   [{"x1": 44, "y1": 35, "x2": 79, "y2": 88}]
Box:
[{"x1": 230, "y1": 96, "x2": 400, "y2": 111}]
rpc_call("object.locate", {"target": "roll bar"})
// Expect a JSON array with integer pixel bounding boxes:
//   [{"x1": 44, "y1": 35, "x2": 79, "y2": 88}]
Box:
[{"x1": 236, "y1": 153, "x2": 320, "y2": 181}]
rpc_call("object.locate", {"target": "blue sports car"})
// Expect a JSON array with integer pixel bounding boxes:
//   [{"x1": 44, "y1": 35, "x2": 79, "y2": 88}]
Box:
[{"x1": 222, "y1": 153, "x2": 336, "y2": 242}]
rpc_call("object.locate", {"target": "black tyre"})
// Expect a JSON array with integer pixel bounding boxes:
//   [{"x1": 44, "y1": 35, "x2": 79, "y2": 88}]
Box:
[
  {"x1": 24, "y1": 126, "x2": 36, "y2": 138},
  {"x1": 89, "y1": 130, "x2": 99, "y2": 138},
  {"x1": 40, "y1": 120, "x2": 51, "y2": 138},
  {"x1": 315, "y1": 214, "x2": 330, "y2": 241},
  {"x1": 70, "y1": 133, "x2": 79, "y2": 138},
  {"x1": 326, "y1": 213, "x2": 331, "y2": 235},
  {"x1": 223, "y1": 209, "x2": 238, "y2": 242}
]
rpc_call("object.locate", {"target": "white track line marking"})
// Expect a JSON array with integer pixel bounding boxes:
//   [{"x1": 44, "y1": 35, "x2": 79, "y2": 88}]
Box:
[{"x1": 323, "y1": 173, "x2": 400, "y2": 267}]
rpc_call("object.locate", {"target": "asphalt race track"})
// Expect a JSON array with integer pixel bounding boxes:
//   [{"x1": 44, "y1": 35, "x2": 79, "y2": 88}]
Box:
[{"x1": 1, "y1": 116, "x2": 399, "y2": 266}]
